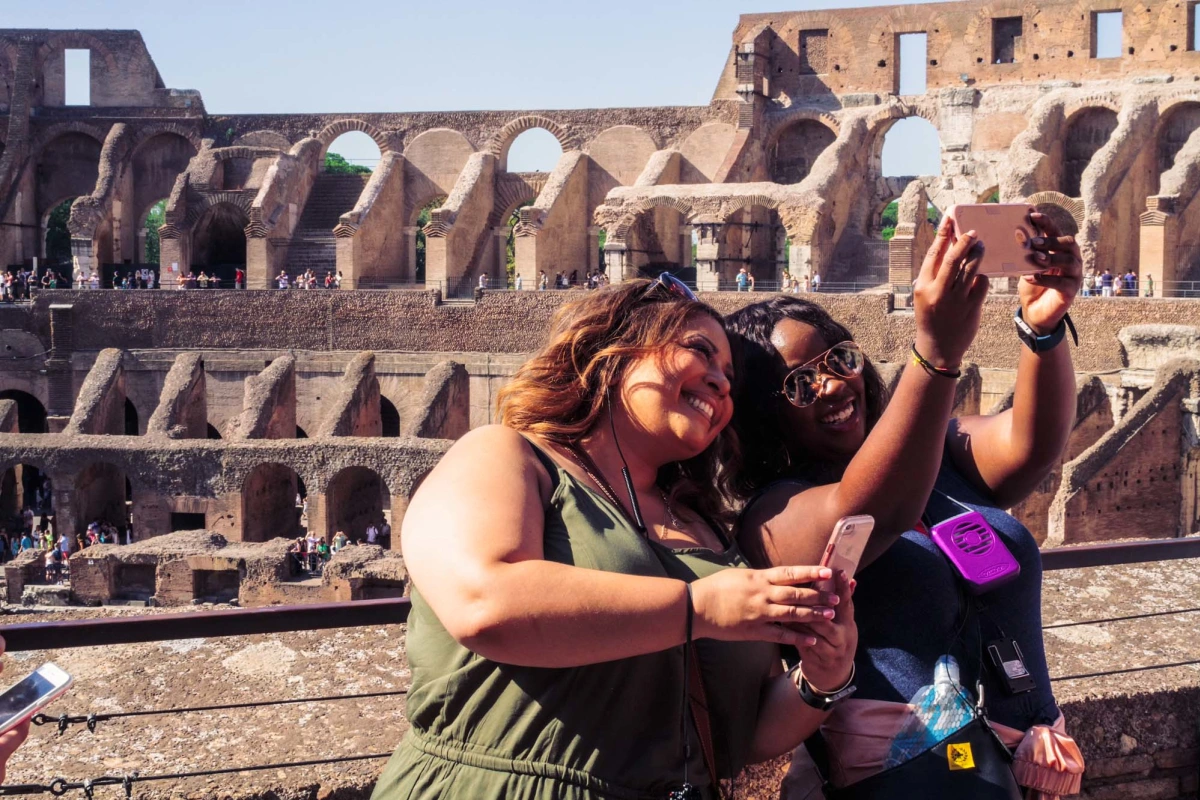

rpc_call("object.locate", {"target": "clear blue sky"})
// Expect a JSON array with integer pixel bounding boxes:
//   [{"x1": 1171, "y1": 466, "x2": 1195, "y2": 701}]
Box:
[{"x1": 11, "y1": 0, "x2": 1115, "y2": 178}]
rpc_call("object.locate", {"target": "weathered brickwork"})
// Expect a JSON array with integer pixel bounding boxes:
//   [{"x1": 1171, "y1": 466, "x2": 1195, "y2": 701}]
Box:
[{"x1": 4, "y1": 2, "x2": 1200, "y2": 295}]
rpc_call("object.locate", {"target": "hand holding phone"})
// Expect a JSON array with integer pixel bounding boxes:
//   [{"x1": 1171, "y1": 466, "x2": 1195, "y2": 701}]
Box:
[
  {"x1": 945, "y1": 204, "x2": 1039, "y2": 278},
  {"x1": 0, "y1": 662, "x2": 72, "y2": 735},
  {"x1": 817, "y1": 514, "x2": 874, "y2": 592}
]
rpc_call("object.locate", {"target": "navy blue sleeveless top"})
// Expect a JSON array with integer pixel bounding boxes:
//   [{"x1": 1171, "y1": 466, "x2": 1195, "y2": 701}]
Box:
[{"x1": 850, "y1": 458, "x2": 1059, "y2": 729}]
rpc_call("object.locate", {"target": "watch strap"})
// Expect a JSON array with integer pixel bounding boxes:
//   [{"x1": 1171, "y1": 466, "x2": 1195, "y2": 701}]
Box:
[{"x1": 1014, "y1": 308, "x2": 1077, "y2": 352}]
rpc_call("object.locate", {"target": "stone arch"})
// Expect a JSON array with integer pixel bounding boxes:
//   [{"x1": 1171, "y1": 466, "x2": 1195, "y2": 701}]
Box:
[
  {"x1": 1060, "y1": 96, "x2": 1122, "y2": 125},
  {"x1": 31, "y1": 121, "x2": 108, "y2": 158},
  {"x1": 130, "y1": 123, "x2": 204, "y2": 156},
  {"x1": 766, "y1": 109, "x2": 842, "y2": 143},
  {"x1": 75, "y1": 461, "x2": 133, "y2": 535},
  {"x1": 231, "y1": 129, "x2": 293, "y2": 151},
  {"x1": 768, "y1": 116, "x2": 838, "y2": 185},
  {"x1": 323, "y1": 466, "x2": 391, "y2": 544},
  {"x1": 610, "y1": 196, "x2": 696, "y2": 243},
  {"x1": 0, "y1": 459, "x2": 51, "y2": 525},
  {"x1": 0, "y1": 389, "x2": 48, "y2": 434},
  {"x1": 189, "y1": 199, "x2": 250, "y2": 282},
  {"x1": 241, "y1": 462, "x2": 304, "y2": 542},
  {"x1": 717, "y1": 201, "x2": 789, "y2": 287},
  {"x1": 315, "y1": 119, "x2": 392, "y2": 159},
  {"x1": 1154, "y1": 101, "x2": 1200, "y2": 176},
  {"x1": 1025, "y1": 191, "x2": 1084, "y2": 235},
  {"x1": 490, "y1": 116, "x2": 577, "y2": 170},
  {"x1": 1061, "y1": 106, "x2": 1119, "y2": 197},
  {"x1": 871, "y1": 110, "x2": 943, "y2": 178}
]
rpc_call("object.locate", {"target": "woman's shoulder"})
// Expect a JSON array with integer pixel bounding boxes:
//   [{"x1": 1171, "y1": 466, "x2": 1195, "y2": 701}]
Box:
[{"x1": 434, "y1": 426, "x2": 557, "y2": 491}]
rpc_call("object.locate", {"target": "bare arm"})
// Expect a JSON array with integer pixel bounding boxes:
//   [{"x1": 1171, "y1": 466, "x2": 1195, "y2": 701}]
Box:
[
  {"x1": 741, "y1": 219, "x2": 989, "y2": 571},
  {"x1": 946, "y1": 213, "x2": 1081, "y2": 508},
  {"x1": 746, "y1": 570, "x2": 857, "y2": 763},
  {"x1": 404, "y1": 425, "x2": 836, "y2": 668}
]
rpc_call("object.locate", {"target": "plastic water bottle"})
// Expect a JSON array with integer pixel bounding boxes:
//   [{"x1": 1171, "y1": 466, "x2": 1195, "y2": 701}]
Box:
[{"x1": 883, "y1": 655, "x2": 975, "y2": 768}]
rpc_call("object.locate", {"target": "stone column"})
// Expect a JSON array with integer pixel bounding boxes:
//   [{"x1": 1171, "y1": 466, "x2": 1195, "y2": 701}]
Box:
[
  {"x1": 46, "y1": 304, "x2": 74, "y2": 433},
  {"x1": 588, "y1": 226, "x2": 602, "y2": 274},
  {"x1": 158, "y1": 227, "x2": 188, "y2": 290},
  {"x1": 70, "y1": 238, "x2": 96, "y2": 286},
  {"x1": 245, "y1": 232, "x2": 276, "y2": 291},
  {"x1": 403, "y1": 226, "x2": 418, "y2": 284},
  {"x1": 681, "y1": 226, "x2": 694, "y2": 268},
  {"x1": 693, "y1": 222, "x2": 722, "y2": 292},
  {"x1": 494, "y1": 227, "x2": 508, "y2": 287},
  {"x1": 1139, "y1": 197, "x2": 1179, "y2": 297}
]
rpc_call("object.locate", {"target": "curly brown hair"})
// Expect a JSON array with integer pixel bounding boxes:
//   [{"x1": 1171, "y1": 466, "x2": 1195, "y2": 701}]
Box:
[{"x1": 496, "y1": 280, "x2": 740, "y2": 528}]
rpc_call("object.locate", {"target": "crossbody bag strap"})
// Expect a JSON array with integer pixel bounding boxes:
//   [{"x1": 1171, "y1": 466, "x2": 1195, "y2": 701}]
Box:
[{"x1": 687, "y1": 642, "x2": 722, "y2": 793}]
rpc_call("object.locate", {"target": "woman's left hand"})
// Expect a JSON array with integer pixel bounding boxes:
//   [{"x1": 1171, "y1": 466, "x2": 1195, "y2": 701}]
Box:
[
  {"x1": 1020, "y1": 212, "x2": 1083, "y2": 335},
  {"x1": 795, "y1": 570, "x2": 857, "y2": 693}
]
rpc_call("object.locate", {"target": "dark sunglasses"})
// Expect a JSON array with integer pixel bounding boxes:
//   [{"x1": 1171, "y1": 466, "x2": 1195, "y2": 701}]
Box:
[
  {"x1": 781, "y1": 341, "x2": 865, "y2": 408},
  {"x1": 643, "y1": 272, "x2": 698, "y2": 303}
]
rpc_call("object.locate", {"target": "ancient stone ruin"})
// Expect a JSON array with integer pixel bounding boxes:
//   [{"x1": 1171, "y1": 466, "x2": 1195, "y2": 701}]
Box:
[{"x1": 1, "y1": 0, "x2": 1199, "y2": 296}]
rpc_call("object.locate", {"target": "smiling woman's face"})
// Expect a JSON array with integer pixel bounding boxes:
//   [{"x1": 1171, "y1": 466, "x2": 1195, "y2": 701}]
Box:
[
  {"x1": 617, "y1": 313, "x2": 735, "y2": 463},
  {"x1": 771, "y1": 318, "x2": 867, "y2": 463}
]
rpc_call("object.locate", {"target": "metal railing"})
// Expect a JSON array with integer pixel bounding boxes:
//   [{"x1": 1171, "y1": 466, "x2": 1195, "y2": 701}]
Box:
[{"x1": 0, "y1": 535, "x2": 1197, "y2": 798}]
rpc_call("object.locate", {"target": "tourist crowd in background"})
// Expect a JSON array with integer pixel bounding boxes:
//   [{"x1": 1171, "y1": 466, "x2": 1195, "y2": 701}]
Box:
[
  {"x1": 287, "y1": 517, "x2": 392, "y2": 576},
  {"x1": 274, "y1": 269, "x2": 344, "y2": 290}
]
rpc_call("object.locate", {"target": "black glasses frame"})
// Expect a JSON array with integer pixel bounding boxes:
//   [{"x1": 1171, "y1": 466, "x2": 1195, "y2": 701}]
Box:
[{"x1": 780, "y1": 341, "x2": 865, "y2": 408}]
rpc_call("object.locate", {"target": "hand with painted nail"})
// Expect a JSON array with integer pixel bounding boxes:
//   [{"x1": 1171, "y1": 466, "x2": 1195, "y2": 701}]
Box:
[
  {"x1": 911, "y1": 216, "x2": 990, "y2": 371},
  {"x1": 794, "y1": 569, "x2": 858, "y2": 693},
  {"x1": 690, "y1": 565, "x2": 841, "y2": 649},
  {"x1": 0, "y1": 636, "x2": 30, "y2": 784},
  {"x1": 1020, "y1": 212, "x2": 1083, "y2": 335}
]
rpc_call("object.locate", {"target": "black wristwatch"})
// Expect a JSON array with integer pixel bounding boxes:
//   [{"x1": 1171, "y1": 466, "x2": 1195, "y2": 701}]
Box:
[
  {"x1": 1014, "y1": 308, "x2": 1078, "y2": 353},
  {"x1": 791, "y1": 663, "x2": 857, "y2": 711}
]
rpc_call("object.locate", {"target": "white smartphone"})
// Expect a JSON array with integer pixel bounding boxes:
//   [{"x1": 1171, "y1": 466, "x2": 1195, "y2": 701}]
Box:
[
  {"x1": 817, "y1": 515, "x2": 875, "y2": 593},
  {"x1": 0, "y1": 662, "x2": 73, "y2": 735}
]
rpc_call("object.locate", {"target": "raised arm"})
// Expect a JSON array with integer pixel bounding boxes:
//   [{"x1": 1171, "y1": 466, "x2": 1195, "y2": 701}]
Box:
[
  {"x1": 404, "y1": 425, "x2": 839, "y2": 668},
  {"x1": 742, "y1": 219, "x2": 989, "y2": 571},
  {"x1": 946, "y1": 212, "x2": 1081, "y2": 508}
]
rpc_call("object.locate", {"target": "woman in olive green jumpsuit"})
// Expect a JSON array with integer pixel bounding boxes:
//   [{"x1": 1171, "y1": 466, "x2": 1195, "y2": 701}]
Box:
[{"x1": 373, "y1": 279, "x2": 858, "y2": 799}]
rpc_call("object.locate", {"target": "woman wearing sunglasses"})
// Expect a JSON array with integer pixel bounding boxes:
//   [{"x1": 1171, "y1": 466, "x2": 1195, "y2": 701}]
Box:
[
  {"x1": 374, "y1": 275, "x2": 857, "y2": 800},
  {"x1": 726, "y1": 215, "x2": 1084, "y2": 799}
]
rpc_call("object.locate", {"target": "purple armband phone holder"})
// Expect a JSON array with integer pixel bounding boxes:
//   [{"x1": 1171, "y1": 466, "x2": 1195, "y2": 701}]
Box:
[{"x1": 930, "y1": 510, "x2": 1020, "y2": 594}]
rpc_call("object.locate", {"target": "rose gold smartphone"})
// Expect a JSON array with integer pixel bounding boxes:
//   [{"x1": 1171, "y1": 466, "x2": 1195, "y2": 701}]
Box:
[
  {"x1": 945, "y1": 204, "x2": 1039, "y2": 278},
  {"x1": 816, "y1": 514, "x2": 874, "y2": 594}
]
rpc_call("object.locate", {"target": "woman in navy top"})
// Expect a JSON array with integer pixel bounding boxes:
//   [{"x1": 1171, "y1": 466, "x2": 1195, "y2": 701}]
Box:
[{"x1": 725, "y1": 214, "x2": 1084, "y2": 795}]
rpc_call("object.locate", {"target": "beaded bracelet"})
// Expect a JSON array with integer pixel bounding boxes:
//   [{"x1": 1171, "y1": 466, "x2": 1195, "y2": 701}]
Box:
[{"x1": 911, "y1": 343, "x2": 962, "y2": 379}]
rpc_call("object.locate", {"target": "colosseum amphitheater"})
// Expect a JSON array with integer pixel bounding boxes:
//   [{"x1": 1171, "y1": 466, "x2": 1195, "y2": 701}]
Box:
[{"x1": 0, "y1": 0, "x2": 1199, "y2": 798}]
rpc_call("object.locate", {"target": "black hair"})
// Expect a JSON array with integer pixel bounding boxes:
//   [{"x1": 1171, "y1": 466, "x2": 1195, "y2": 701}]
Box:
[{"x1": 723, "y1": 296, "x2": 890, "y2": 500}]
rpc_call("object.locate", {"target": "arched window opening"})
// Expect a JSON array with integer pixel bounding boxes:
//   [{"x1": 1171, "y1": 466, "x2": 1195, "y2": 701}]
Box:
[
  {"x1": 75, "y1": 462, "x2": 131, "y2": 536},
  {"x1": 141, "y1": 199, "x2": 168, "y2": 265},
  {"x1": 1062, "y1": 108, "x2": 1119, "y2": 197},
  {"x1": 325, "y1": 466, "x2": 392, "y2": 547},
  {"x1": 414, "y1": 197, "x2": 446, "y2": 283},
  {"x1": 380, "y1": 397, "x2": 400, "y2": 438},
  {"x1": 0, "y1": 391, "x2": 47, "y2": 434},
  {"x1": 506, "y1": 200, "x2": 536, "y2": 286},
  {"x1": 324, "y1": 131, "x2": 379, "y2": 174},
  {"x1": 881, "y1": 118, "x2": 942, "y2": 178},
  {"x1": 627, "y1": 207, "x2": 692, "y2": 281},
  {"x1": 878, "y1": 199, "x2": 940, "y2": 241},
  {"x1": 718, "y1": 206, "x2": 786, "y2": 290},
  {"x1": 44, "y1": 198, "x2": 76, "y2": 273},
  {"x1": 0, "y1": 463, "x2": 49, "y2": 527},
  {"x1": 191, "y1": 202, "x2": 247, "y2": 287},
  {"x1": 505, "y1": 128, "x2": 563, "y2": 174},
  {"x1": 772, "y1": 121, "x2": 837, "y2": 184},
  {"x1": 206, "y1": 423, "x2": 222, "y2": 440},
  {"x1": 124, "y1": 398, "x2": 139, "y2": 436},
  {"x1": 295, "y1": 425, "x2": 308, "y2": 439},
  {"x1": 241, "y1": 463, "x2": 303, "y2": 543},
  {"x1": 1157, "y1": 104, "x2": 1200, "y2": 177}
]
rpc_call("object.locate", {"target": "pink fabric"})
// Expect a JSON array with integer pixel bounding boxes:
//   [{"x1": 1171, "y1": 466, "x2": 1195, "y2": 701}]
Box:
[{"x1": 783, "y1": 698, "x2": 1084, "y2": 799}]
